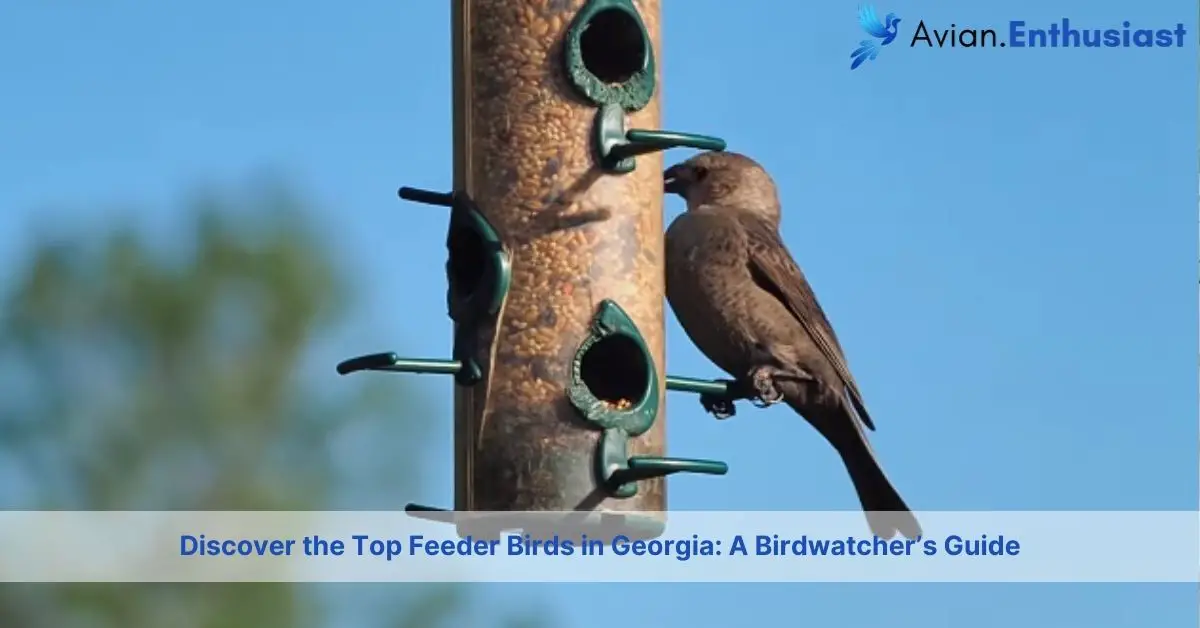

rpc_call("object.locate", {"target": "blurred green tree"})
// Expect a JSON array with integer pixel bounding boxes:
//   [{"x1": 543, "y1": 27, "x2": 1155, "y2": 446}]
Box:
[{"x1": 0, "y1": 182, "x2": 545, "y2": 628}]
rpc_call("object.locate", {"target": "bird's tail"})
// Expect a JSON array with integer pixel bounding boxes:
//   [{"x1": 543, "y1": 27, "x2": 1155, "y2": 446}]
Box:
[{"x1": 783, "y1": 393, "x2": 922, "y2": 540}]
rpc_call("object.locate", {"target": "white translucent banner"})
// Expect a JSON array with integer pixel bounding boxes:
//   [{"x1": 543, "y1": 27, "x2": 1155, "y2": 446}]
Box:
[{"x1": 0, "y1": 511, "x2": 1195, "y2": 583}]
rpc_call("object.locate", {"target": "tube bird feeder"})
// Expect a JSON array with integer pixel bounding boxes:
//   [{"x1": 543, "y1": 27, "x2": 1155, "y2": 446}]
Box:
[{"x1": 338, "y1": 0, "x2": 732, "y2": 539}]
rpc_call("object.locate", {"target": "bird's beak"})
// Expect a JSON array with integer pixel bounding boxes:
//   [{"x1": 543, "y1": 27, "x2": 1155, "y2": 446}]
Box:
[{"x1": 663, "y1": 165, "x2": 686, "y2": 197}]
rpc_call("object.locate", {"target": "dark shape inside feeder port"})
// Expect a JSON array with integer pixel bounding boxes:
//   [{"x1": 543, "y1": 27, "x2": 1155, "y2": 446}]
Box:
[
  {"x1": 579, "y1": 333, "x2": 648, "y2": 410},
  {"x1": 447, "y1": 224, "x2": 486, "y2": 301},
  {"x1": 580, "y1": 8, "x2": 646, "y2": 85}
]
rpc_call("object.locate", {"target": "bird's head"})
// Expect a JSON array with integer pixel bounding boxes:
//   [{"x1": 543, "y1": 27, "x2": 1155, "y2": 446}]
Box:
[
  {"x1": 664, "y1": 151, "x2": 782, "y2": 224},
  {"x1": 885, "y1": 14, "x2": 901, "y2": 30}
]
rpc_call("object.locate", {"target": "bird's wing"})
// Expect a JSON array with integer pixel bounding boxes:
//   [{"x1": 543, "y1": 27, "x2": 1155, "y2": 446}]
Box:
[
  {"x1": 857, "y1": 5, "x2": 890, "y2": 39},
  {"x1": 736, "y1": 212, "x2": 876, "y2": 431},
  {"x1": 851, "y1": 39, "x2": 878, "y2": 58},
  {"x1": 850, "y1": 40, "x2": 879, "y2": 69}
]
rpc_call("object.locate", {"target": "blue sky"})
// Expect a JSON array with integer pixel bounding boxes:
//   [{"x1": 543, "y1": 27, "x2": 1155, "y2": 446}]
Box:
[{"x1": 1, "y1": 0, "x2": 1196, "y2": 626}]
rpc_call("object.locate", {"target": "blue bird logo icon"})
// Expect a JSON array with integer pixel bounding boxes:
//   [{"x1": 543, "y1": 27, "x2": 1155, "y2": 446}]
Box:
[{"x1": 850, "y1": 5, "x2": 901, "y2": 70}]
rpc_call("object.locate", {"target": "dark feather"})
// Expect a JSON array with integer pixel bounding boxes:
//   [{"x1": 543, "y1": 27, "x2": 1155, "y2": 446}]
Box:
[{"x1": 737, "y1": 212, "x2": 876, "y2": 431}]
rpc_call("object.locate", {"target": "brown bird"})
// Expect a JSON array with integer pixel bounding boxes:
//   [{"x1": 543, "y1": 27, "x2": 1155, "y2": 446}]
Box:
[{"x1": 663, "y1": 150, "x2": 921, "y2": 539}]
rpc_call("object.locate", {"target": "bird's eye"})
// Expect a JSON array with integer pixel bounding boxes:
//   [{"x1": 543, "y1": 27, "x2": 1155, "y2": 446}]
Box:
[{"x1": 694, "y1": 167, "x2": 709, "y2": 181}]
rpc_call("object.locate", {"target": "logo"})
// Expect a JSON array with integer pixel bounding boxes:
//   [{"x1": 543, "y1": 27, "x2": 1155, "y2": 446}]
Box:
[
  {"x1": 849, "y1": 9, "x2": 1187, "y2": 70},
  {"x1": 850, "y1": 5, "x2": 902, "y2": 70}
]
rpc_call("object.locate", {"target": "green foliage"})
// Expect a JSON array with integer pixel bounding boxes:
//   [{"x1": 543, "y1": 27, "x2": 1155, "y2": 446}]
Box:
[{"x1": 0, "y1": 183, "x2": 547, "y2": 628}]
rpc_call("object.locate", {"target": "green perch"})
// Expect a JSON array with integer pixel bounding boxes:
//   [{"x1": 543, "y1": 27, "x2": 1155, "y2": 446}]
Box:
[{"x1": 336, "y1": 351, "x2": 735, "y2": 398}]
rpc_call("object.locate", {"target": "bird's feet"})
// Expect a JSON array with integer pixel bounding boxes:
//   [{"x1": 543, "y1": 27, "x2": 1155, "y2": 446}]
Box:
[
  {"x1": 699, "y1": 380, "x2": 739, "y2": 420},
  {"x1": 748, "y1": 366, "x2": 785, "y2": 408},
  {"x1": 699, "y1": 368, "x2": 813, "y2": 418},
  {"x1": 746, "y1": 365, "x2": 814, "y2": 408}
]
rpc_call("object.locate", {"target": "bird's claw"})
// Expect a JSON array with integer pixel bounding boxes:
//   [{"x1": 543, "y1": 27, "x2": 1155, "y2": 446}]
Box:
[
  {"x1": 698, "y1": 369, "x2": 793, "y2": 417},
  {"x1": 749, "y1": 398, "x2": 781, "y2": 409},
  {"x1": 749, "y1": 366, "x2": 785, "y2": 408},
  {"x1": 699, "y1": 385, "x2": 738, "y2": 420}
]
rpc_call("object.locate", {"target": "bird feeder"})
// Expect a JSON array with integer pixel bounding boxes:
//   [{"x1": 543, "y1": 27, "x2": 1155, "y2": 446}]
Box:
[{"x1": 338, "y1": 0, "x2": 732, "y2": 539}]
